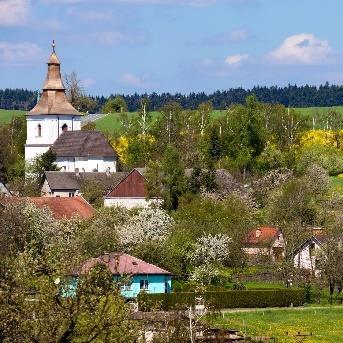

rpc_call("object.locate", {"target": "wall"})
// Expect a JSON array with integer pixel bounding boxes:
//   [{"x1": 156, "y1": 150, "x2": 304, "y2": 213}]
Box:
[
  {"x1": 120, "y1": 275, "x2": 172, "y2": 298},
  {"x1": 293, "y1": 240, "x2": 322, "y2": 271},
  {"x1": 56, "y1": 157, "x2": 116, "y2": 173},
  {"x1": 25, "y1": 115, "x2": 81, "y2": 162}
]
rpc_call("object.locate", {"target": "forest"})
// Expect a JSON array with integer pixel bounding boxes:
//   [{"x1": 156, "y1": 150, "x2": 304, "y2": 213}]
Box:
[{"x1": 2, "y1": 82, "x2": 343, "y2": 112}]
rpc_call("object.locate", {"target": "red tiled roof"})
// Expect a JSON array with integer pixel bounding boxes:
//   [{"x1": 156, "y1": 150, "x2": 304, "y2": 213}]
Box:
[
  {"x1": 1, "y1": 196, "x2": 94, "y2": 220},
  {"x1": 244, "y1": 227, "x2": 281, "y2": 245},
  {"x1": 75, "y1": 252, "x2": 172, "y2": 276}
]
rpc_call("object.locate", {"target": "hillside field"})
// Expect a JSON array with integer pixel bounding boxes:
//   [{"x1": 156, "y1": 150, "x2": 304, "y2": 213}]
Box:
[{"x1": 0, "y1": 109, "x2": 25, "y2": 125}]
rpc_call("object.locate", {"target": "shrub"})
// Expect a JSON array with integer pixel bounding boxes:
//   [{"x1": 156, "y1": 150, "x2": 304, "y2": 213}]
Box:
[{"x1": 138, "y1": 289, "x2": 306, "y2": 311}]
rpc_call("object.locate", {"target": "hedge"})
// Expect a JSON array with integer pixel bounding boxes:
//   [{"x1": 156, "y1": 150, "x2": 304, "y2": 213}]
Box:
[{"x1": 138, "y1": 289, "x2": 306, "y2": 311}]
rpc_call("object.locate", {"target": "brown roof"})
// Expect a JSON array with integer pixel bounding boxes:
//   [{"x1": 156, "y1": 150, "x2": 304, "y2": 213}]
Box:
[
  {"x1": 244, "y1": 227, "x2": 281, "y2": 246},
  {"x1": 74, "y1": 252, "x2": 172, "y2": 276},
  {"x1": 1, "y1": 196, "x2": 94, "y2": 220},
  {"x1": 44, "y1": 171, "x2": 128, "y2": 192},
  {"x1": 52, "y1": 130, "x2": 116, "y2": 158},
  {"x1": 105, "y1": 169, "x2": 146, "y2": 198},
  {"x1": 27, "y1": 45, "x2": 81, "y2": 117}
]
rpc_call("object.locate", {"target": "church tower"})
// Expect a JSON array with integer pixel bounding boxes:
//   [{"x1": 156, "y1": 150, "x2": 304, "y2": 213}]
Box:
[{"x1": 25, "y1": 41, "x2": 82, "y2": 163}]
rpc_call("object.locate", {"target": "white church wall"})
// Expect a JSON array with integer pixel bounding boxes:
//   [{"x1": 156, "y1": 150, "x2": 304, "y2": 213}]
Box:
[
  {"x1": 56, "y1": 157, "x2": 116, "y2": 172},
  {"x1": 25, "y1": 115, "x2": 82, "y2": 163}
]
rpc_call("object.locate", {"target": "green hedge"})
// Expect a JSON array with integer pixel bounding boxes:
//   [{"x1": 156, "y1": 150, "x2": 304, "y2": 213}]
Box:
[{"x1": 138, "y1": 289, "x2": 306, "y2": 311}]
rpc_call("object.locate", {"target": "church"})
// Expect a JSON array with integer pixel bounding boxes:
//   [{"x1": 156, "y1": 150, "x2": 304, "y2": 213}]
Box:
[{"x1": 25, "y1": 42, "x2": 117, "y2": 173}]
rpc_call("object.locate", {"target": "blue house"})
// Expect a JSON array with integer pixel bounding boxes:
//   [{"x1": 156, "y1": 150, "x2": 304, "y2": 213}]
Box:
[{"x1": 75, "y1": 252, "x2": 172, "y2": 298}]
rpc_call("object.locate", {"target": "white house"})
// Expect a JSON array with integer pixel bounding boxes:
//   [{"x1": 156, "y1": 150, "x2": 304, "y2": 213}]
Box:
[
  {"x1": 291, "y1": 229, "x2": 329, "y2": 273},
  {"x1": 24, "y1": 42, "x2": 117, "y2": 173}
]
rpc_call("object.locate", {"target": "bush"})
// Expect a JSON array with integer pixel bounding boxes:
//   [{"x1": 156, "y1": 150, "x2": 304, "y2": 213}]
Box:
[{"x1": 138, "y1": 289, "x2": 306, "y2": 311}]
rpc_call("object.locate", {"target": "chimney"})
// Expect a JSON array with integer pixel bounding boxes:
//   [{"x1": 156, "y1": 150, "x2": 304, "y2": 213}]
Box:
[{"x1": 102, "y1": 252, "x2": 110, "y2": 263}]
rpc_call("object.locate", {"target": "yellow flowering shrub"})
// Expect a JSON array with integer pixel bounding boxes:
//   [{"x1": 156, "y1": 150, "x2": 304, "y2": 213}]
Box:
[{"x1": 300, "y1": 129, "x2": 343, "y2": 148}]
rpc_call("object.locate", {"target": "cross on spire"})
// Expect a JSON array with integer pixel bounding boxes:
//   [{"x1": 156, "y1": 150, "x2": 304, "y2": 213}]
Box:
[{"x1": 52, "y1": 40, "x2": 56, "y2": 53}]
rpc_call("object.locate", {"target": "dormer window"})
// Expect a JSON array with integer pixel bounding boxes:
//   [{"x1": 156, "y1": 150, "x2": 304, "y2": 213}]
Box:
[
  {"x1": 256, "y1": 229, "x2": 261, "y2": 238},
  {"x1": 62, "y1": 123, "x2": 68, "y2": 132},
  {"x1": 37, "y1": 124, "x2": 42, "y2": 137}
]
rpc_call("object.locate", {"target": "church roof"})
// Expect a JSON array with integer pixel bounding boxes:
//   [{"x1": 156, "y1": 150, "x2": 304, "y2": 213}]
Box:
[
  {"x1": 52, "y1": 130, "x2": 116, "y2": 158},
  {"x1": 27, "y1": 41, "x2": 82, "y2": 117}
]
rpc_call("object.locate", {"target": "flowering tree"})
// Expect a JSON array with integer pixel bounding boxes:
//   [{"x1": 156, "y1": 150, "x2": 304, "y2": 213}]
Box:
[
  {"x1": 188, "y1": 233, "x2": 231, "y2": 285},
  {"x1": 118, "y1": 208, "x2": 173, "y2": 249}
]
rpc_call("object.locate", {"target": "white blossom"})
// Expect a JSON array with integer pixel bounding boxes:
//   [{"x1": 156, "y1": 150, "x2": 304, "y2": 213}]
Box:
[
  {"x1": 189, "y1": 233, "x2": 231, "y2": 267},
  {"x1": 118, "y1": 208, "x2": 173, "y2": 248}
]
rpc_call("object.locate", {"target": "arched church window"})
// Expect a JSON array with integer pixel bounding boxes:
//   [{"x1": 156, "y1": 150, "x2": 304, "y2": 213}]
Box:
[
  {"x1": 62, "y1": 123, "x2": 68, "y2": 132},
  {"x1": 37, "y1": 124, "x2": 42, "y2": 137}
]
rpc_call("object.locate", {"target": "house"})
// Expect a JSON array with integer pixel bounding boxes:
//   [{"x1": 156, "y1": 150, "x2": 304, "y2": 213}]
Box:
[
  {"x1": 0, "y1": 179, "x2": 11, "y2": 197},
  {"x1": 42, "y1": 170, "x2": 128, "y2": 198},
  {"x1": 25, "y1": 41, "x2": 117, "y2": 173},
  {"x1": 0, "y1": 196, "x2": 95, "y2": 220},
  {"x1": 51, "y1": 130, "x2": 117, "y2": 173},
  {"x1": 73, "y1": 252, "x2": 172, "y2": 298},
  {"x1": 104, "y1": 169, "x2": 160, "y2": 209},
  {"x1": 243, "y1": 227, "x2": 285, "y2": 263},
  {"x1": 291, "y1": 228, "x2": 329, "y2": 273}
]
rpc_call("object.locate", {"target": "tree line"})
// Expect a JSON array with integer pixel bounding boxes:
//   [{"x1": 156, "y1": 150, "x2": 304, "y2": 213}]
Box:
[{"x1": 2, "y1": 82, "x2": 343, "y2": 112}]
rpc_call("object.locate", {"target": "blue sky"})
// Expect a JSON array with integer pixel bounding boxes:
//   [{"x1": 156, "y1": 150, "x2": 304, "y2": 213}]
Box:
[{"x1": 0, "y1": 0, "x2": 343, "y2": 95}]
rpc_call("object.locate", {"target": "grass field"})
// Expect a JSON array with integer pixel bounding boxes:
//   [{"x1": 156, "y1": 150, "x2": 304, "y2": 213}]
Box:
[
  {"x1": 211, "y1": 307, "x2": 343, "y2": 342},
  {"x1": 296, "y1": 106, "x2": 343, "y2": 117},
  {"x1": 0, "y1": 109, "x2": 25, "y2": 125}
]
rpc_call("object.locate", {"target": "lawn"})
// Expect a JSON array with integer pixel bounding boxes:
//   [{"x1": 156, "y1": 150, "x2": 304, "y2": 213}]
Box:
[
  {"x1": 211, "y1": 307, "x2": 343, "y2": 342},
  {"x1": 296, "y1": 106, "x2": 343, "y2": 118},
  {"x1": 0, "y1": 109, "x2": 25, "y2": 125}
]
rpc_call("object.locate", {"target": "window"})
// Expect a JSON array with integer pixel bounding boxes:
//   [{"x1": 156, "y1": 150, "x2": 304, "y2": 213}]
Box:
[
  {"x1": 69, "y1": 192, "x2": 74, "y2": 197},
  {"x1": 140, "y1": 280, "x2": 149, "y2": 290},
  {"x1": 121, "y1": 284, "x2": 132, "y2": 291},
  {"x1": 37, "y1": 124, "x2": 42, "y2": 137},
  {"x1": 62, "y1": 123, "x2": 68, "y2": 132}
]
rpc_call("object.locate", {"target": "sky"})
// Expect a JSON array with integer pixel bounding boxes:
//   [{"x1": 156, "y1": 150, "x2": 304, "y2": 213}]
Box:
[{"x1": 0, "y1": 0, "x2": 343, "y2": 95}]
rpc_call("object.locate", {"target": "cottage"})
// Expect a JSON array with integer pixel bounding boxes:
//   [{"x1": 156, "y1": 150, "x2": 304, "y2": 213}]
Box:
[
  {"x1": 42, "y1": 170, "x2": 128, "y2": 198},
  {"x1": 74, "y1": 252, "x2": 172, "y2": 298},
  {"x1": 0, "y1": 196, "x2": 94, "y2": 220},
  {"x1": 291, "y1": 229, "x2": 329, "y2": 273},
  {"x1": 104, "y1": 169, "x2": 160, "y2": 209},
  {"x1": 243, "y1": 227, "x2": 285, "y2": 263}
]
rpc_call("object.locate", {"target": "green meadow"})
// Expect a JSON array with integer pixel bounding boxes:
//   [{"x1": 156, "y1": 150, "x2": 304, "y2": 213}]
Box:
[
  {"x1": 211, "y1": 307, "x2": 343, "y2": 342},
  {"x1": 0, "y1": 109, "x2": 25, "y2": 125}
]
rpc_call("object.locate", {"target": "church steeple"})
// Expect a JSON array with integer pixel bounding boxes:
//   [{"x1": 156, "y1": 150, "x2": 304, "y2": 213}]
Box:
[{"x1": 27, "y1": 41, "x2": 81, "y2": 116}]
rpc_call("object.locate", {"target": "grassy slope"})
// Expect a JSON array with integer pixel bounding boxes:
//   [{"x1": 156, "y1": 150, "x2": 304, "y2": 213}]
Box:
[
  {"x1": 0, "y1": 109, "x2": 25, "y2": 125},
  {"x1": 213, "y1": 307, "x2": 343, "y2": 342}
]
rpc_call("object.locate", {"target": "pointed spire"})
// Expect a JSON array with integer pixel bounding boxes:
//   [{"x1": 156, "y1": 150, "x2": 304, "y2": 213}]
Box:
[{"x1": 27, "y1": 42, "x2": 81, "y2": 116}]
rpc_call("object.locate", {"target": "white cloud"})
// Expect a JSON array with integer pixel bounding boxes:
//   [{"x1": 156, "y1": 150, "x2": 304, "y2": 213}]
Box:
[
  {"x1": 0, "y1": 42, "x2": 42, "y2": 65},
  {"x1": 224, "y1": 53, "x2": 249, "y2": 65},
  {"x1": 0, "y1": 0, "x2": 29, "y2": 26},
  {"x1": 268, "y1": 33, "x2": 332, "y2": 65},
  {"x1": 121, "y1": 72, "x2": 157, "y2": 89}
]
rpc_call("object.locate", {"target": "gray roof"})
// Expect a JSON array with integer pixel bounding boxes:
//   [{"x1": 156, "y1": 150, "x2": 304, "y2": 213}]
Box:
[
  {"x1": 45, "y1": 171, "x2": 129, "y2": 192},
  {"x1": 52, "y1": 130, "x2": 116, "y2": 158}
]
